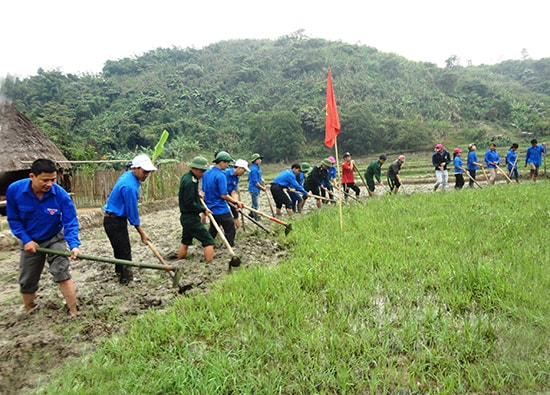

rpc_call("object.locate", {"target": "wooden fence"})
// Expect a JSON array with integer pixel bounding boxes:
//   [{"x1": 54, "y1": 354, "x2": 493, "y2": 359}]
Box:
[{"x1": 71, "y1": 162, "x2": 187, "y2": 208}]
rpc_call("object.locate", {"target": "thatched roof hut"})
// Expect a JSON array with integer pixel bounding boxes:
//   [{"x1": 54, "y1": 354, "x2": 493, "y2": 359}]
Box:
[
  {"x1": 0, "y1": 101, "x2": 71, "y2": 202},
  {"x1": 0, "y1": 101, "x2": 70, "y2": 172}
]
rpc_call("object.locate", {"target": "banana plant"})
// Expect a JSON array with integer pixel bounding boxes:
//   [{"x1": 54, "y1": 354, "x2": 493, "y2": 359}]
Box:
[{"x1": 152, "y1": 129, "x2": 169, "y2": 161}]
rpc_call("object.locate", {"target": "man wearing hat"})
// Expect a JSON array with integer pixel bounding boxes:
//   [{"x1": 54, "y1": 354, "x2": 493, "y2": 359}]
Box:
[
  {"x1": 247, "y1": 153, "x2": 266, "y2": 220},
  {"x1": 224, "y1": 159, "x2": 250, "y2": 228},
  {"x1": 177, "y1": 156, "x2": 216, "y2": 262},
  {"x1": 304, "y1": 159, "x2": 334, "y2": 208},
  {"x1": 202, "y1": 151, "x2": 245, "y2": 247},
  {"x1": 341, "y1": 152, "x2": 360, "y2": 199},
  {"x1": 432, "y1": 144, "x2": 451, "y2": 191},
  {"x1": 453, "y1": 148, "x2": 466, "y2": 189},
  {"x1": 103, "y1": 154, "x2": 157, "y2": 284},
  {"x1": 320, "y1": 156, "x2": 337, "y2": 203}
]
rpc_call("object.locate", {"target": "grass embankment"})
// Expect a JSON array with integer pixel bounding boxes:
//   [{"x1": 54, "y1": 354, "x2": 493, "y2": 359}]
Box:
[{"x1": 37, "y1": 182, "x2": 550, "y2": 394}]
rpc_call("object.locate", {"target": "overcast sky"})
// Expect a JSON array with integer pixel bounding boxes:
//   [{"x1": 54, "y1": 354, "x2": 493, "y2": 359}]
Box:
[{"x1": 1, "y1": 0, "x2": 548, "y2": 79}]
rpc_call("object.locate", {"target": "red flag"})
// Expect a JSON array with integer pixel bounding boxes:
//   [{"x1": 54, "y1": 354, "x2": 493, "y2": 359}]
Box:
[{"x1": 325, "y1": 68, "x2": 341, "y2": 148}]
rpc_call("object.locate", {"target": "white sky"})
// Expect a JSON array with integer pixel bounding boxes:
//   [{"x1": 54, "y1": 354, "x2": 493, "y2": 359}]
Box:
[{"x1": 1, "y1": 0, "x2": 548, "y2": 78}]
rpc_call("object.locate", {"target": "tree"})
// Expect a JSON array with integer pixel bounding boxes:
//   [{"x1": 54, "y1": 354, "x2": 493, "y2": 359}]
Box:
[{"x1": 249, "y1": 111, "x2": 305, "y2": 162}]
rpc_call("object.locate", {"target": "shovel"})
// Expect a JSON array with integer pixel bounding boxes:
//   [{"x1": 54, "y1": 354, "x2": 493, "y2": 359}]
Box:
[
  {"x1": 353, "y1": 164, "x2": 367, "y2": 188},
  {"x1": 495, "y1": 164, "x2": 513, "y2": 183},
  {"x1": 228, "y1": 201, "x2": 273, "y2": 234},
  {"x1": 464, "y1": 170, "x2": 483, "y2": 188},
  {"x1": 509, "y1": 155, "x2": 519, "y2": 179},
  {"x1": 201, "y1": 199, "x2": 241, "y2": 268},
  {"x1": 481, "y1": 166, "x2": 490, "y2": 185},
  {"x1": 36, "y1": 247, "x2": 182, "y2": 289},
  {"x1": 309, "y1": 193, "x2": 338, "y2": 203},
  {"x1": 263, "y1": 184, "x2": 276, "y2": 217},
  {"x1": 242, "y1": 203, "x2": 292, "y2": 235},
  {"x1": 145, "y1": 240, "x2": 186, "y2": 290}
]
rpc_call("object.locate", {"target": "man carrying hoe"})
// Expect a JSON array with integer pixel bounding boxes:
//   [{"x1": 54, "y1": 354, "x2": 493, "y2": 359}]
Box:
[
  {"x1": 103, "y1": 154, "x2": 157, "y2": 285},
  {"x1": 177, "y1": 156, "x2": 216, "y2": 262},
  {"x1": 6, "y1": 158, "x2": 80, "y2": 317}
]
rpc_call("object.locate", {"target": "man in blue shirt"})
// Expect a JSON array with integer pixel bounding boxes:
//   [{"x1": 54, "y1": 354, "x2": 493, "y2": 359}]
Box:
[
  {"x1": 506, "y1": 143, "x2": 519, "y2": 183},
  {"x1": 247, "y1": 153, "x2": 266, "y2": 220},
  {"x1": 484, "y1": 143, "x2": 500, "y2": 185},
  {"x1": 525, "y1": 139, "x2": 547, "y2": 181},
  {"x1": 202, "y1": 151, "x2": 245, "y2": 247},
  {"x1": 270, "y1": 163, "x2": 311, "y2": 216},
  {"x1": 103, "y1": 154, "x2": 156, "y2": 284},
  {"x1": 6, "y1": 159, "x2": 80, "y2": 316}
]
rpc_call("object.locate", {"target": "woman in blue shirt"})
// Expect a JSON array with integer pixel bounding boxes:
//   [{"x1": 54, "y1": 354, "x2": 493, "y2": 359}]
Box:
[
  {"x1": 506, "y1": 143, "x2": 519, "y2": 183},
  {"x1": 467, "y1": 144, "x2": 482, "y2": 188},
  {"x1": 453, "y1": 148, "x2": 465, "y2": 189}
]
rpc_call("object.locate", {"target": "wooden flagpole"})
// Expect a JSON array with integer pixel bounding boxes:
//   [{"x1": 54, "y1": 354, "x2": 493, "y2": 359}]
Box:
[{"x1": 334, "y1": 138, "x2": 343, "y2": 231}]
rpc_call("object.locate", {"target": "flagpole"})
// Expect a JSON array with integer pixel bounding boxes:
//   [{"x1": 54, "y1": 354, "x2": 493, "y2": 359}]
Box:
[
  {"x1": 324, "y1": 68, "x2": 342, "y2": 230},
  {"x1": 334, "y1": 138, "x2": 343, "y2": 231}
]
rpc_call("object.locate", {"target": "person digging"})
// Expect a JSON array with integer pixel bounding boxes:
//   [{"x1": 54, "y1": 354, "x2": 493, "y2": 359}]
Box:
[
  {"x1": 6, "y1": 159, "x2": 80, "y2": 317},
  {"x1": 177, "y1": 156, "x2": 216, "y2": 262}
]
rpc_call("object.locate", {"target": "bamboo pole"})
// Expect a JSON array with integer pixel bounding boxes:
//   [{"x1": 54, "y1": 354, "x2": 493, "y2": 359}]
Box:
[{"x1": 36, "y1": 247, "x2": 176, "y2": 271}]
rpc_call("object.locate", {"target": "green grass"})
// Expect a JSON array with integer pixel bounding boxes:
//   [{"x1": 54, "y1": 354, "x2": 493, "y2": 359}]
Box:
[{"x1": 34, "y1": 182, "x2": 550, "y2": 394}]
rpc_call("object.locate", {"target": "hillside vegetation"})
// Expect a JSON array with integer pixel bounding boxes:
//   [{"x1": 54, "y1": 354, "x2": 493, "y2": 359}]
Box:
[
  {"x1": 36, "y1": 182, "x2": 550, "y2": 394},
  {"x1": 1, "y1": 33, "x2": 550, "y2": 163}
]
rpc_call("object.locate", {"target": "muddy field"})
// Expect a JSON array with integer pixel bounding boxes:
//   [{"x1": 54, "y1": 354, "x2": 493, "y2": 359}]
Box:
[
  {"x1": 0, "y1": 195, "x2": 297, "y2": 394},
  {"x1": 0, "y1": 182, "x2": 451, "y2": 394}
]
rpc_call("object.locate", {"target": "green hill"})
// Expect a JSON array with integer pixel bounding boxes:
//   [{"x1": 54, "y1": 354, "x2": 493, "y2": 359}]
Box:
[{"x1": 1, "y1": 34, "x2": 549, "y2": 162}]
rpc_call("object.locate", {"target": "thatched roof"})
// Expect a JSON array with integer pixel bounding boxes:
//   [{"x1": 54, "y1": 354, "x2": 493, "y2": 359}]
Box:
[{"x1": 0, "y1": 101, "x2": 70, "y2": 172}]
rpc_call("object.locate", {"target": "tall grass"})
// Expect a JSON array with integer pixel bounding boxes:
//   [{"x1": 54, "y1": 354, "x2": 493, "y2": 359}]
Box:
[{"x1": 36, "y1": 182, "x2": 550, "y2": 394}]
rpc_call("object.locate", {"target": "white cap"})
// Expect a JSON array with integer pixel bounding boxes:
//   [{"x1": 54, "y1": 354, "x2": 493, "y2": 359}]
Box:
[
  {"x1": 131, "y1": 154, "x2": 157, "y2": 171},
  {"x1": 234, "y1": 159, "x2": 250, "y2": 172}
]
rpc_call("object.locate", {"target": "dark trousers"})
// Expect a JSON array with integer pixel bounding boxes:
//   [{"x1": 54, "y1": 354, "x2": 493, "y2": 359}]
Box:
[
  {"x1": 209, "y1": 212, "x2": 236, "y2": 247},
  {"x1": 342, "y1": 182, "x2": 360, "y2": 197},
  {"x1": 103, "y1": 217, "x2": 133, "y2": 282},
  {"x1": 468, "y1": 170, "x2": 477, "y2": 187},
  {"x1": 455, "y1": 173, "x2": 465, "y2": 189}
]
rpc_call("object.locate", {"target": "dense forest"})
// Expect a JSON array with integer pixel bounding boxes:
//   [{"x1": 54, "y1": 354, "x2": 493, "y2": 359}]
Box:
[{"x1": 1, "y1": 32, "x2": 549, "y2": 162}]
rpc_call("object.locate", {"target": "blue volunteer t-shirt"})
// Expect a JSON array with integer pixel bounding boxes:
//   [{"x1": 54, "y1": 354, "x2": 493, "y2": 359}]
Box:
[{"x1": 202, "y1": 167, "x2": 230, "y2": 215}]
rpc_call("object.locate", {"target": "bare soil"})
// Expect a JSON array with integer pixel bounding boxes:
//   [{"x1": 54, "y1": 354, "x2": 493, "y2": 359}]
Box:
[{"x1": 0, "y1": 197, "x2": 290, "y2": 395}]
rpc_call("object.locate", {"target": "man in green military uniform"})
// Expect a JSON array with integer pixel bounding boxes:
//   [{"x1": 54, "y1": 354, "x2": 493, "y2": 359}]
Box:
[
  {"x1": 364, "y1": 154, "x2": 387, "y2": 197},
  {"x1": 177, "y1": 156, "x2": 215, "y2": 262}
]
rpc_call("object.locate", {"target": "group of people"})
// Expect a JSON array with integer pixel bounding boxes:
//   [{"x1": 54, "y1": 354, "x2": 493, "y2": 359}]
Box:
[
  {"x1": 431, "y1": 139, "x2": 547, "y2": 190},
  {"x1": 5, "y1": 139, "x2": 547, "y2": 317}
]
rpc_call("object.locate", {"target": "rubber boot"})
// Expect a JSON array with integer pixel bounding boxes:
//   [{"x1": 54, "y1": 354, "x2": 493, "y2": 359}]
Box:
[{"x1": 22, "y1": 292, "x2": 37, "y2": 312}]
